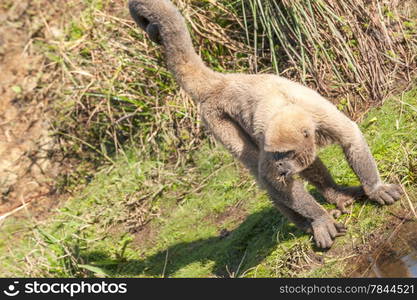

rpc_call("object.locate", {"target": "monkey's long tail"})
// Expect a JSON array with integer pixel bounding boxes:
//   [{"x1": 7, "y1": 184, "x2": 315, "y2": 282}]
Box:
[{"x1": 128, "y1": 0, "x2": 221, "y2": 100}]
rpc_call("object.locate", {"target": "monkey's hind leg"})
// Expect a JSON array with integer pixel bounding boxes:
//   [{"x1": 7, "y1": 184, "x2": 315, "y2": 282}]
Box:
[{"x1": 300, "y1": 158, "x2": 365, "y2": 215}]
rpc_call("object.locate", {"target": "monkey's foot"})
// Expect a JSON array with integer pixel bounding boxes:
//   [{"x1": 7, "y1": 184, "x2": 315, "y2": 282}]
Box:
[
  {"x1": 366, "y1": 183, "x2": 403, "y2": 205},
  {"x1": 325, "y1": 186, "x2": 364, "y2": 215},
  {"x1": 311, "y1": 215, "x2": 346, "y2": 249}
]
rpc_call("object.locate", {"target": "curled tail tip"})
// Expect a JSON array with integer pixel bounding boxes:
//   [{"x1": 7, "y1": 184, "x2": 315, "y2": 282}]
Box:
[
  {"x1": 128, "y1": 0, "x2": 139, "y2": 15},
  {"x1": 128, "y1": 0, "x2": 139, "y2": 7},
  {"x1": 128, "y1": 0, "x2": 148, "y2": 31},
  {"x1": 128, "y1": 0, "x2": 145, "y2": 18},
  {"x1": 128, "y1": 0, "x2": 135, "y2": 9}
]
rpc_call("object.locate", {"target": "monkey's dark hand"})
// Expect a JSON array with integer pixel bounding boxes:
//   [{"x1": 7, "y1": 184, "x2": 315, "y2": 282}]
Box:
[
  {"x1": 311, "y1": 215, "x2": 346, "y2": 249},
  {"x1": 365, "y1": 183, "x2": 403, "y2": 205}
]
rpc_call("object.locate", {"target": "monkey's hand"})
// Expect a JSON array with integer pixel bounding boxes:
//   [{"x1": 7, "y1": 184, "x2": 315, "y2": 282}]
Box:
[
  {"x1": 365, "y1": 183, "x2": 403, "y2": 205},
  {"x1": 326, "y1": 186, "x2": 365, "y2": 217},
  {"x1": 311, "y1": 215, "x2": 346, "y2": 249}
]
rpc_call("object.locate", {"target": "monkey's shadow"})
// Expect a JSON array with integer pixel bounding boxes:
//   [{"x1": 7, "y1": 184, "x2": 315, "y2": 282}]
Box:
[{"x1": 80, "y1": 207, "x2": 311, "y2": 277}]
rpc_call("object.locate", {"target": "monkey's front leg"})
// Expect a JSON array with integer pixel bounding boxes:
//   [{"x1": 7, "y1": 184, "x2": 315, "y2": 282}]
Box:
[
  {"x1": 341, "y1": 125, "x2": 403, "y2": 205},
  {"x1": 300, "y1": 158, "x2": 364, "y2": 214},
  {"x1": 202, "y1": 114, "x2": 317, "y2": 237},
  {"x1": 259, "y1": 160, "x2": 346, "y2": 248},
  {"x1": 263, "y1": 179, "x2": 346, "y2": 248}
]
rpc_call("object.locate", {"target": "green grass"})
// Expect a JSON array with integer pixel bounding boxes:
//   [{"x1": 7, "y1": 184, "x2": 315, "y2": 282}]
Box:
[
  {"x1": 1, "y1": 0, "x2": 416, "y2": 278},
  {"x1": 1, "y1": 88, "x2": 416, "y2": 278}
]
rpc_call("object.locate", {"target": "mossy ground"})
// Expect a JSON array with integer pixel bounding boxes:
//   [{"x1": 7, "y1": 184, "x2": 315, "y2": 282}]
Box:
[{"x1": 0, "y1": 0, "x2": 416, "y2": 278}]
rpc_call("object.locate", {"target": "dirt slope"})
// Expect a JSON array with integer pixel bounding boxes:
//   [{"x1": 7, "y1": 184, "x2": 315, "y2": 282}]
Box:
[{"x1": 0, "y1": 1, "x2": 59, "y2": 216}]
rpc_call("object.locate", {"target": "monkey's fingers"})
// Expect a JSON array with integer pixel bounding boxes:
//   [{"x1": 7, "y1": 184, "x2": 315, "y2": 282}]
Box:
[
  {"x1": 311, "y1": 215, "x2": 348, "y2": 248},
  {"x1": 380, "y1": 190, "x2": 395, "y2": 205},
  {"x1": 329, "y1": 198, "x2": 353, "y2": 219},
  {"x1": 326, "y1": 223, "x2": 339, "y2": 239},
  {"x1": 369, "y1": 184, "x2": 403, "y2": 205},
  {"x1": 330, "y1": 209, "x2": 341, "y2": 219},
  {"x1": 328, "y1": 222, "x2": 347, "y2": 238},
  {"x1": 370, "y1": 191, "x2": 388, "y2": 205},
  {"x1": 334, "y1": 222, "x2": 347, "y2": 237},
  {"x1": 387, "y1": 184, "x2": 403, "y2": 200},
  {"x1": 337, "y1": 198, "x2": 354, "y2": 214},
  {"x1": 313, "y1": 222, "x2": 345, "y2": 248},
  {"x1": 314, "y1": 230, "x2": 333, "y2": 249},
  {"x1": 335, "y1": 222, "x2": 347, "y2": 231}
]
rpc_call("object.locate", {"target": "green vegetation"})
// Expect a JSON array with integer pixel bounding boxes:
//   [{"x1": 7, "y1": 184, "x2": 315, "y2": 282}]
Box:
[
  {"x1": 1, "y1": 88, "x2": 416, "y2": 277},
  {"x1": 0, "y1": 0, "x2": 416, "y2": 278}
]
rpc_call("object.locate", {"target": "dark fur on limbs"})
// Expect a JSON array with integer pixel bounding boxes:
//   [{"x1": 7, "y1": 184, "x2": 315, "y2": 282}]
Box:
[{"x1": 128, "y1": 0, "x2": 403, "y2": 249}]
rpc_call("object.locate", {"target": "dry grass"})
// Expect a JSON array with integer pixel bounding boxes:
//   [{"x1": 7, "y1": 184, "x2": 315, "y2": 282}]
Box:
[
  {"x1": 2, "y1": 0, "x2": 416, "y2": 179},
  {"x1": 24, "y1": 0, "x2": 416, "y2": 173},
  {"x1": 31, "y1": 0, "x2": 256, "y2": 176},
  {"x1": 241, "y1": 0, "x2": 417, "y2": 116}
]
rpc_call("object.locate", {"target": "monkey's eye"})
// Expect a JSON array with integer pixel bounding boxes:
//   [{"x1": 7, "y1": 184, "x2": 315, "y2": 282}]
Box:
[
  {"x1": 273, "y1": 151, "x2": 294, "y2": 160},
  {"x1": 303, "y1": 130, "x2": 309, "y2": 138}
]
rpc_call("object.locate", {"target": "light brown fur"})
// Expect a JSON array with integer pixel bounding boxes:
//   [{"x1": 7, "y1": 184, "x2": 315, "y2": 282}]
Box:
[{"x1": 128, "y1": 0, "x2": 403, "y2": 248}]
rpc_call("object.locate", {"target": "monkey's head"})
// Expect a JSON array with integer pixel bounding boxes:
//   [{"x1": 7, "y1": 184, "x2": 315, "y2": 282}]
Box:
[
  {"x1": 264, "y1": 107, "x2": 317, "y2": 179},
  {"x1": 129, "y1": 1, "x2": 162, "y2": 44}
]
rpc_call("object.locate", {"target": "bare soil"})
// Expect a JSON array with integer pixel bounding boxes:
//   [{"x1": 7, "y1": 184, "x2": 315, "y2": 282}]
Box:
[
  {"x1": 342, "y1": 205, "x2": 417, "y2": 277},
  {"x1": 0, "y1": 1, "x2": 60, "y2": 217}
]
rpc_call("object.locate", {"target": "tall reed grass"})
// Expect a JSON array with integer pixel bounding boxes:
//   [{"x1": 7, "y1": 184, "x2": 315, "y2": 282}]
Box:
[{"x1": 240, "y1": 0, "x2": 417, "y2": 114}]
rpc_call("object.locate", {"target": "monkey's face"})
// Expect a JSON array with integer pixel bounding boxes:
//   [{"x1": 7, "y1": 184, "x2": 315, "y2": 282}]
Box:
[
  {"x1": 266, "y1": 146, "x2": 316, "y2": 181},
  {"x1": 269, "y1": 150, "x2": 297, "y2": 178},
  {"x1": 264, "y1": 109, "x2": 317, "y2": 179}
]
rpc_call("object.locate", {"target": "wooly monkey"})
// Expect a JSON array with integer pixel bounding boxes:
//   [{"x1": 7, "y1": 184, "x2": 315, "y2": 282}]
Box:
[{"x1": 128, "y1": 0, "x2": 402, "y2": 248}]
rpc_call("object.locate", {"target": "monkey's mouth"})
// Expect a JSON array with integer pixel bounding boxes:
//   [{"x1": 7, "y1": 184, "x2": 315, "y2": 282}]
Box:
[
  {"x1": 276, "y1": 176, "x2": 289, "y2": 185},
  {"x1": 279, "y1": 170, "x2": 292, "y2": 178},
  {"x1": 276, "y1": 170, "x2": 292, "y2": 185}
]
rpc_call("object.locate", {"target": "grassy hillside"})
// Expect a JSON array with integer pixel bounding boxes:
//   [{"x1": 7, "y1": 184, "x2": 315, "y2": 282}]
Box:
[
  {"x1": 0, "y1": 0, "x2": 416, "y2": 278},
  {"x1": 1, "y1": 88, "x2": 416, "y2": 277}
]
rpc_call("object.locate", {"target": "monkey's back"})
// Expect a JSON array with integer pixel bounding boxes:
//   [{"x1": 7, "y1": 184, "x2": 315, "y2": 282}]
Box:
[{"x1": 215, "y1": 73, "x2": 332, "y2": 143}]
